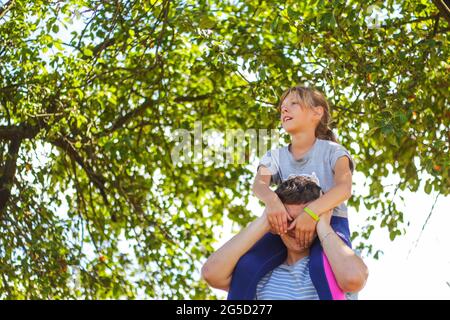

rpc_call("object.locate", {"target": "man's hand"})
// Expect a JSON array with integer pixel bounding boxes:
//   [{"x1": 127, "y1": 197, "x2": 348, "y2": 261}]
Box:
[{"x1": 265, "y1": 197, "x2": 292, "y2": 235}]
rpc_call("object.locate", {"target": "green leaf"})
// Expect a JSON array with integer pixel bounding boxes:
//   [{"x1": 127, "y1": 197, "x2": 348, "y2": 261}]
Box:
[
  {"x1": 199, "y1": 15, "x2": 215, "y2": 29},
  {"x1": 82, "y1": 48, "x2": 93, "y2": 57},
  {"x1": 54, "y1": 41, "x2": 63, "y2": 50},
  {"x1": 424, "y1": 182, "x2": 432, "y2": 194}
]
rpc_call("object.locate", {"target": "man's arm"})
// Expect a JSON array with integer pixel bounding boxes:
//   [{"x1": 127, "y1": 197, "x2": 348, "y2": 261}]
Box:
[
  {"x1": 201, "y1": 212, "x2": 271, "y2": 291},
  {"x1": 316, "y1": 215, "x2": 369, "y2": 293}
]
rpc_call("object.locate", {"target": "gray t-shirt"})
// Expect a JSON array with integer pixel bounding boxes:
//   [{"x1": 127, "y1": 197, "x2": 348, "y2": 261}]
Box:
[{"x1": 257, "y1": 138, "x2": 355, "y2": 218}]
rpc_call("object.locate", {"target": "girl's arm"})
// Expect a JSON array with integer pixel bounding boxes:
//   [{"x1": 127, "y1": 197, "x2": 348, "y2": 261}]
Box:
[
  {"x1": 317, "y1": 215, "x2": 369, "y2": 293},
  {"x1": 253, "y1": 166, "x2": 291, "y2": 234},
  {"x1": 201, "y1": 211, "x2": 271, "y2": 291},
  {"x1": 306, "y1": 156, "x2": 353, "y2": 216},
  {"x1": 289, "y1": 156, "x2": 353, "y2": 247}
]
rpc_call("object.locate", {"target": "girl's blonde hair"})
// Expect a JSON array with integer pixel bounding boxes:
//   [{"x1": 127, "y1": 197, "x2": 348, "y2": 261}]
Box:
[{"x1": 277, "y1": 85, "x2": 337, "y2": 142}]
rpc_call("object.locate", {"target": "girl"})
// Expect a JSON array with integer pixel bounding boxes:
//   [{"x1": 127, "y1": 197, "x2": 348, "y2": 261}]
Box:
[{"x1": 227, "y1": 85, "x2": 356, "y2": 300}]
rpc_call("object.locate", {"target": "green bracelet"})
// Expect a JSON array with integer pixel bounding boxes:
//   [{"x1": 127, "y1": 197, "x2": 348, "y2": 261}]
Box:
[{"x1": 304, "y1": 207, "x2": 320, "y2": 222}]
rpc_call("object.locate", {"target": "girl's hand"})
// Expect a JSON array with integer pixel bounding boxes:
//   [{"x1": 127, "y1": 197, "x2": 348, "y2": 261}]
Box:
[
  {"x1": 288, "y1": 208, "x2": 334, "y2": 248},
  {"x1": 287, "y1": 211, "x2": 317, "y2": 248},
  {"x1": 265, "y1": 198, "x2": 292, "y2": 235}
]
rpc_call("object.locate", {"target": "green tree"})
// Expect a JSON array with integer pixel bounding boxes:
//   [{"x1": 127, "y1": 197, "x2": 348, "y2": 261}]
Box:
[{"x1": 0, "y1": 0, "x2": 448, "y2": 298}]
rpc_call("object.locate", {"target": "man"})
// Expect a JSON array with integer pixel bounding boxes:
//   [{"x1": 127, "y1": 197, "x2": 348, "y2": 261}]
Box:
[{"x1": 201, "y1": 176, "x2": 368, "y2": 299}]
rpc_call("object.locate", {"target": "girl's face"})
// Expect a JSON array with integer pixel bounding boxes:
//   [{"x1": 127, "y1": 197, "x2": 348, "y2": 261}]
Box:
[{"x1": 280, "y1": 92, "x2": 319, "y2": 134}]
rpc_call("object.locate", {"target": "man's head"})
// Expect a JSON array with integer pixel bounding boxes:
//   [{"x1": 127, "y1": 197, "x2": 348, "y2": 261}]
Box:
[
  {"x1": 274, "y1": 175, "x2": 323, "y2": 217},
  {"x1": 274, "y1": 175, "x2": 323, "y2": 252}
]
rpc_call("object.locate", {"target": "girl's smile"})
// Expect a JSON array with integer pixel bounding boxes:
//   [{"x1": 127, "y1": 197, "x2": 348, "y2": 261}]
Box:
[{"x1": 282, "y1": 115, "x2": 293, "y2": 123}]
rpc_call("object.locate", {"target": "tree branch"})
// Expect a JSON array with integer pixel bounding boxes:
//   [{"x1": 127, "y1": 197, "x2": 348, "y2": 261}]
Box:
[
  {"x1": 106, "y1": 97, "x2": 155, "y2": 134},
  {"x1": 380, "y1": 14, "x2": 441, "y2": 29},
  {"x1": 0, "y1": 124, "x2": 40, "y2": 140},
  {"x1": 0, "y1": 136, "x2": 21, "y2": 214},
  {"x1": 102, "y1": 91, "x2": 214, "y2": 136},
  {"x1": 432, "y1": 0, "x2": 450, "y2": 25},
  {"x1": 48, "y1": 135, "x2": 109, "y2": 206},
  {"x1": 174, "y1": 94, "x2": 211, "y2": 103},
  {"x1": 407, "y1": 192, "x2": 441, "y2": 258},
  {"x1": 0, "y1": 0, "x2": 15, "y2": 20},
  {"x1": 91, "y1": 37, "x2": 116, "y2": 57}
]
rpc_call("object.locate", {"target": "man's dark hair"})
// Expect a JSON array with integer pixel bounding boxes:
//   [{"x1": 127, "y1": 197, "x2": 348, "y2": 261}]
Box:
[{"x1": 274, "y1": 176, "x2": 323, "y2": 205}]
